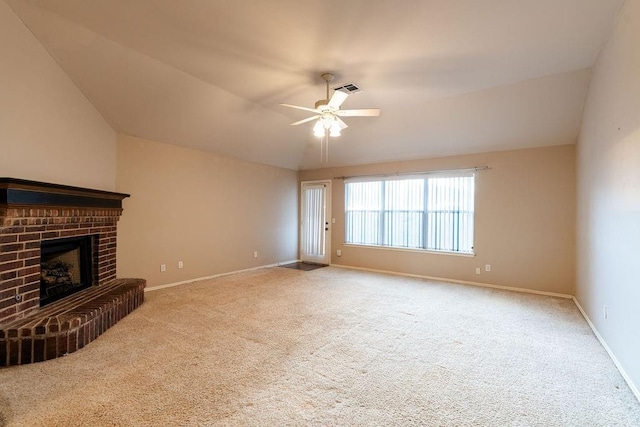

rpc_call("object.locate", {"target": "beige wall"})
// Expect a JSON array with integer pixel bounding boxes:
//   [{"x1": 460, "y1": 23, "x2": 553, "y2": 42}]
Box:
[
  {"x1": 576, "y1": 0, "x2": 640, "y2": 393},
  {"x1": 0, "y1": 2, "x2": 116, "y2": 190},
  {"x1": 300, "y1": 145, "x2": 576, "y2": 295},
  {"x1": 116, "y1": 134, "x2": 298, "y2": 287}
]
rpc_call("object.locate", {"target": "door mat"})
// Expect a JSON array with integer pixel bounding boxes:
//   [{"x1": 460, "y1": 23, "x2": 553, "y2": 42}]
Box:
[{"x1": 279, "y1": 262, "x2": 327, "y2": 271}]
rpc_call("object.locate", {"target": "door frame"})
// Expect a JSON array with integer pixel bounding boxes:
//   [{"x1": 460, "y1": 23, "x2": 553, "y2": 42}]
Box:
[{"x1": 300, "y1": 180, "x2": 332, "y2": 265}]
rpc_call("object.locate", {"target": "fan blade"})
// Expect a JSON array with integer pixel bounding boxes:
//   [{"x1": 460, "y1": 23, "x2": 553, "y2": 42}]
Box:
[
  {"x1": 290, "y1": 115, "x2": 320, "y2": 126},
  {"x1": 328, "y1": 90, "x2": 349, "y2": 109},
  {"x1": 336, "y1": 117, "x2": 348, "y2": 130},
  {"x1": 280, "y1": 103, "x2": 319, "y2": 113},
  {"x1": 336, "y1": 108, "x2": 381, "y2": 117}
]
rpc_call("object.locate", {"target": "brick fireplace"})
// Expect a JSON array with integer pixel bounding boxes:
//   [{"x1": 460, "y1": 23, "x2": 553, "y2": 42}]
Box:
[{"x1": 0, "y1": 178, "x2": 145, "y2": 366}]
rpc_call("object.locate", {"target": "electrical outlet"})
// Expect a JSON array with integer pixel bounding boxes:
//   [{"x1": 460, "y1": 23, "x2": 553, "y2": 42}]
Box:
[
  {"x1": 604, "y1": 305, "x2": 608, "y2": 319},
  {"x1": 178, "y1": 261, "x2": 184, "y2": 269},
  {"x1": 332, "y1": 218, "x2": 336, "y2": 224},
  {"x1": 336, "y1": 249, "x2": 342, "y2": 257},
  {"x1": 253, "y1": 251, "x2": 258, "y2": 258},
  {"x1": 160, "y1": 264, "x2": 166, "y2": 272},
  {"x1": 475, "y1": 267, "x2": 481, "y2": 275},
  {"x1": 485, "y1": 264, "x2": 491, "y2": 272}
]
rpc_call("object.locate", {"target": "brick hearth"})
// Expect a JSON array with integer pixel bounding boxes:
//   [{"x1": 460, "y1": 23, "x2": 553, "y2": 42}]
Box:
[{"x1": 0, "y1": 278, "x2": 145, "y2": 366}]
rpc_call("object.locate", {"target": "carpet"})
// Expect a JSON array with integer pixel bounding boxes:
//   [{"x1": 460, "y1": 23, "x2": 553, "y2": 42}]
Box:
[{"x1": 1, "y1": 267, "x2": 639, "y2": 426}]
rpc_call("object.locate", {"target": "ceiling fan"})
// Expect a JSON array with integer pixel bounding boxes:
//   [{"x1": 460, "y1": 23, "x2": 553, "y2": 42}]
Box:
[{"x1": 280, "y1": 73, "x2": 380, "y2": 160}]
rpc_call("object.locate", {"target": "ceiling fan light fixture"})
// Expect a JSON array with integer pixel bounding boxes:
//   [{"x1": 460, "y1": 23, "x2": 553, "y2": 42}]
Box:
[{"x1": 280, "y1": 72, "x2": 380, "y2": 158}]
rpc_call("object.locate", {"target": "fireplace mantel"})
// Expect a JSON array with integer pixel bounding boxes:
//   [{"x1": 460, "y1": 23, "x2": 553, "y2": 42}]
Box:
[{"x1": 0, "y1": 178, "x2": 129, "y2": 210}]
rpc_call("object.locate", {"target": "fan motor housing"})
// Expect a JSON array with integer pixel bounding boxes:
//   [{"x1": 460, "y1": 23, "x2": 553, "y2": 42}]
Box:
[{"x1": 315, "y1": 99, "x2": 330, "y2": 110}]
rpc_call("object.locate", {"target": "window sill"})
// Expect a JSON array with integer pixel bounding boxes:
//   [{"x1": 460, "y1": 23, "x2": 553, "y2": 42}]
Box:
[{"x1": 342, "y1": 243, "x2": 476, "y2": 257}]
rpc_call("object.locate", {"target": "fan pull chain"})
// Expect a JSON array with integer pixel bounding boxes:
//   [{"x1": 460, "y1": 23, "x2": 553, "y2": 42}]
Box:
[
  {"x1": 326, "y1": 134, "x2": 329, "y2": 162},
  {"x1": 320, "y1": 133, "x2": 330, "y2": 163}
]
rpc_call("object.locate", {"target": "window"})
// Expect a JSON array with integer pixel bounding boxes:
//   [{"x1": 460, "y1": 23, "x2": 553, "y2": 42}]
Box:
[{"x1": 345, "y1": 174, "x2": 474, "y2": 254}]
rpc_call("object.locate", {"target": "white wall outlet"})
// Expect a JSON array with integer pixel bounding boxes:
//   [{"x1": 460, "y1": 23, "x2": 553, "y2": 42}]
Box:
[
  {"x1": 336, "y1": 249, "x2": 342, "y2": 257},
  {"x1": 475, "y1": 267, "x2": 481, "y2": 275},
  {"x1": 332, "y1": 218, "x2": 336, "y2": 224},
  {"x1": 253, "y1": 251, "x2": 258, "y2": 258},
  {"x1": 160, "y1": 264, "x2": 166, "y2": 272},
  {"x1": 604, "y1": 305, "x2": 608, "y2": 319},
  {"x1": 485, "y1": 264, "x2": 491, "y2": 272},
  {"x1": 178, "y1": 261, "x2": 184, "y2": 269}
]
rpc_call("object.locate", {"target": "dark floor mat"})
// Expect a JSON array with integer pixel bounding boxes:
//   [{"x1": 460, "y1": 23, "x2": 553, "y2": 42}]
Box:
[{"x1": 279, "y1": 262, "x2": 327, "y2": 271}]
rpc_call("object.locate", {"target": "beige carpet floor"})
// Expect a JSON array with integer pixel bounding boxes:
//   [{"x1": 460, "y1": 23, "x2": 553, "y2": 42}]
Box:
[{"x1": 1, "y1": 267, "x2": 639, "y2": 426}]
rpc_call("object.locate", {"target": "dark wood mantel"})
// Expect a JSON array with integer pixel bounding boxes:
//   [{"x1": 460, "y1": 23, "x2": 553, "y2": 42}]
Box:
[{"x1": 0, "y1": 178, "x2": 130, "y2": 210}]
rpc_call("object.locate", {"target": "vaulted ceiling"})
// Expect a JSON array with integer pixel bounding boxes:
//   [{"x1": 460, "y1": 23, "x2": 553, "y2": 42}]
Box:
[{"x1": 8, "y1": 0, "x2": 624, "y2": 170}]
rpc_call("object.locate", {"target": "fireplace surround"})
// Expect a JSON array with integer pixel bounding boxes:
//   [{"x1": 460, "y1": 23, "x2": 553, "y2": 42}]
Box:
[{"x1": 0, "y1": 178, "x2": 146, "y2": 366}]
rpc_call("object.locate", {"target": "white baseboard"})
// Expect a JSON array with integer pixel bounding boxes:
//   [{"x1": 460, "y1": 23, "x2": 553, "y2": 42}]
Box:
[
  {"x1": 573, "y1": 297, "x2": 640, "y2": 403},
  {"x1": 330, "y1": 263, "x2": 573, "y2": 299},
  {"x1": 144, "y1": 259, "x2": 300, "y2": 292}
]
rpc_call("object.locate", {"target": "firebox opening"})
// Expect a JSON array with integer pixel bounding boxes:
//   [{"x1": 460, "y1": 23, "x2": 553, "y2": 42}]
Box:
[{"x1": 40, "y1": 236, "x2": 95, "y2": 307}]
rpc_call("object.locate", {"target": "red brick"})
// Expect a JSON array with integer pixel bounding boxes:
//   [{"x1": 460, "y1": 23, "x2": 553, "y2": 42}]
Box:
[
  {"x1": 77, "y1": 326, "x2": 85, "y2": 349},
  {"x1": 0, "y1": 306, "x2": 17, "y2": 323},
  {"x1": 0, "y1": 288, "x2": 16, "y2": 300},
  {"x1": 16, "y1": 280, "x2": 38, "y2": 292},
  {"x1": 24, "y1": 257, "x2": 39, "y2": 267},
  {"x1": 0, "y1": 235, "x2": 17, "y2": 244},
  {"x1": 1, "y1": 243, "x2": 24, "y2": 253},
  {"x1": 21, "y1": 338, "x2": 33, "y2": 365},
  {"x1": 0, "y1": 253, "x2": 18, "y2": 263},
  {"x1": 25, "y1": 241, "x2": 40, "y2": 249},
  {"x1": 18, "y1": 266, "x2": 39, "y2": 277},
  {"x1": 9, "y1": 341, "x2": 19, "y2": 366},
  {"x1": 18, "y1": 233, "x2": 41, "y2": 242},
  {"x1": 45, "y1": 336, "x2": 57, "y2": 360},
  {"x1": 0, "y1": 260, "x2": 23, "y2": 271},
  {"x1": 1, "y1": 276, "x2": 23, "y2": 287},
  {"x1": 0, "y1": 341, "x2": 6, "y2": 367},
  {"x1": 0, "y1": 271, "x2": 17, "y2": 281},
  {"x1": 67, "y1": 330, "x2": 77, "y2": 354},
  {"x1": 33, "y1": 339, "x2": 45, "y2": 363},
  {"x1": 18, "y1": 250, "x2": 40, "y2": 259},
  {"x1": 23, "y1": 273, "x2": 41, "y2": 285},
  {"x1": 1, "y1": 226, "x2": 25, "y2": 234},
  {"x1": 17, "y1": 299, "x2": 38, "y2": 313},
  {"x1": 0, "y1": 298, "x2": 15, "y2": 310}
]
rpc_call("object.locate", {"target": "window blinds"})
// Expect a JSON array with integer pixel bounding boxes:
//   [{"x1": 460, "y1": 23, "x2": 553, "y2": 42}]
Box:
[{"x1": 345, "y1": 174, "x2": 474, "y2": 253}]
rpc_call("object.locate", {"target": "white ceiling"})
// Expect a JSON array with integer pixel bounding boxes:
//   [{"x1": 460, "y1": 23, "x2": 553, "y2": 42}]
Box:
[{"x1": 7, "y1": 0, "x2": 624, "y2": 170}]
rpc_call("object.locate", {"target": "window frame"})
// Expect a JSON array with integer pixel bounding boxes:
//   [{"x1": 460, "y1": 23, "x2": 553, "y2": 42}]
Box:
[{"x1": 344, "y1": 173, "x2": 476, "y2": 256}]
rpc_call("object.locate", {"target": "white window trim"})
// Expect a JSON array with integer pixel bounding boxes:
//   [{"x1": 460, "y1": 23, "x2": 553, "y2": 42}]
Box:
[
  {"x1": 344, "y1": 172, "x2": 476, "y2": 255},
  {"x1": 342, "y1": 243, "x2": 476, "y2": 257}
]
